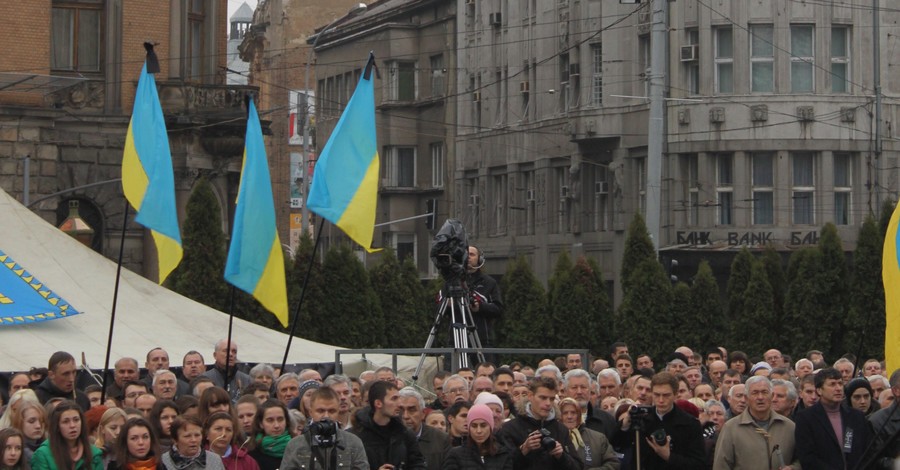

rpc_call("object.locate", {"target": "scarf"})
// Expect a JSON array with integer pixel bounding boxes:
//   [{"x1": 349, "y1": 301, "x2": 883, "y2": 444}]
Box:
[
  {"x1": 569, "y1": 429, "x2": 584, "y2": 450},
  {"x1": 126, "y1": 457, "x2": 159, "y2": 470},
  {"x1": 256, "y1": 433, "x2": 290, "y2": 458},
  {"x1": 168, "y1": 447, "x2": 206, "y2": 470}
]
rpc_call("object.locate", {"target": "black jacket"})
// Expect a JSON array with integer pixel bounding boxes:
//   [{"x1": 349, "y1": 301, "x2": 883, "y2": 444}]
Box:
[
  {"x1": 494, "y1": 410, "x2": 582, "y2": 470},
  {"x1": 584, "y1": 404, "x2": 618, "y2": 441},
  {"x1": 350, "y1": 408, "x2": 427, "y2": 470},
  {"x1": 619, "y1": 405, "x2": 705, "y2": 470},
  {"x1": 418, "y1": 424, "x2": 451, "y2": 470},
  {"x1": 249, "y1": 448, "x2": 283, "y2": 470},
  {"x1": 465, "y1": 271, "x2": 502, "y2": 346},
  {"x1": 34, "y1": 378, "x2": 91, "y2": 410},
  {"x1": 441, "y1": 442, "x2": 514, "y2": 470},
  {"x1": 793, "y1": 402, "x2": 872, "y2": 470}
]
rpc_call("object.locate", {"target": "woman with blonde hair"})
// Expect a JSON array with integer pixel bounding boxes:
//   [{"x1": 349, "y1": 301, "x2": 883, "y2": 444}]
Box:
[
  {"x1": 10, "y1": 401, "x2": 47, "y2": 464},
  {"x1": 0, "y1": 390, "x2": 41, "y2": 429},
  {"x1": 93, "y1": 409, "x2": 127, "y2": 467}
]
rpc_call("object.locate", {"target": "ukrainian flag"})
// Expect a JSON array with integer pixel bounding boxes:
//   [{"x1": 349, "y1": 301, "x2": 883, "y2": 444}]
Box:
[
  {"x1": 883, "y1": 202, "x2": 900, "y2": 373},
  {"x1": 121, "y1": 58, "x2": 182, "y2": 284},
  {"x1": 225, "y1": 99, "x2": 288, "y2": 327},
  {"x1": 307, "y1": 53, "x2": 380, "y2": 252}
]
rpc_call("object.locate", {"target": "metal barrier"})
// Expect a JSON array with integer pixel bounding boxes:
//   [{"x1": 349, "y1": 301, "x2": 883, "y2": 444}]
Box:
[{"x1": 334, "y1": 347, "x2": 591, "y2": 375}]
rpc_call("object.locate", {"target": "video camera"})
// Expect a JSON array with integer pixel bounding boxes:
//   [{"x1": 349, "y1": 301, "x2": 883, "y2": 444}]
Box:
[
  {"x1": 628, "y1": 405, "x2": 654, "y2": 432},
  {"x1": 430, "y1": 219, "x2": 469, "y2": 283},
  {"x1": 307, "y1": 418, "x2": 338, "y2": 448}
]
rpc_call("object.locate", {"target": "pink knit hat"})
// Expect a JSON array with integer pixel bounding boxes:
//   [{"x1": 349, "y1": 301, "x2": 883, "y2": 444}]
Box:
[{"x1": 466, "y1": 404, "x2": 495, "y2": 432}]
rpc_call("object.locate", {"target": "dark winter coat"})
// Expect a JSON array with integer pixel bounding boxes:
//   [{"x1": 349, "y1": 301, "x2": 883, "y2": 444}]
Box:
[
  {"x1": 441, "y1": 442, "x2": 514, "y2": 470},
  {"x1": 34, "y1": 378, "x2": 91, "y2": 410},
  {"x1": 793, "y1": 402, "x2": 872, "y2": 470},
  {"x1": 350, "y1": 408, "x2": 426, "y2": 470},
  {"x1": 493, "y1": 407, "x2": 582, "y2": 470}
]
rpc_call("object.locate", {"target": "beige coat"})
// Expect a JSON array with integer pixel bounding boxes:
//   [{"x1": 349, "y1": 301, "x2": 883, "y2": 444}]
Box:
[{"x1": 712, "y1": 408, "x2": 801, "y2": 470}]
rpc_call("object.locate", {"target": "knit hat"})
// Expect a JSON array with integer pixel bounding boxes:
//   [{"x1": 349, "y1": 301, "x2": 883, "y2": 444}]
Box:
[
  {"x1": 473, "y1": 392, "x2": 504, "y2": 413},
  {"x1": 466, "y1": 404, "x2": 495, "y2": 432},
  {"x1": 298, "y1": 379, "x2": 321, "y2": 398},
  {"x1": 844, "y1": 377, "x2": 873, "y2": 407},
  {"x1": 675, "y1": 399, "x2": 700, "y2": 418},
  {"x1": 750, "y1": 362, "x2": 772, "y2": 375}
]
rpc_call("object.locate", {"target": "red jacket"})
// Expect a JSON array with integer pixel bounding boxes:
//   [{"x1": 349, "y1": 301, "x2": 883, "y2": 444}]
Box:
[{"x1": 219, "y1": 445, "x2": 259, "y2": 470}]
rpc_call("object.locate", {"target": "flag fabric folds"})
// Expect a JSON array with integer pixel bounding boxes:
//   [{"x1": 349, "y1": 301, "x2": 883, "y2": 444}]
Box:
[
  {"x1": 883, "y1": 203, "x2": 900, "y2": 374},
  {"x1": 121, "y1": 62, "x2": 183, "y2": 284},
  {"x1": 307, "y1": 53, "x2": 380, "y2": 252},
  {"x1": 225, "y1": 99, "x2": 289, "y2": 327}
]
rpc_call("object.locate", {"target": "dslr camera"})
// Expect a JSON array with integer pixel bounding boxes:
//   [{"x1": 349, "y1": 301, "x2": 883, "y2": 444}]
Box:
[
  {"x1": 538, "y1": 428, "x2": 557, "y2": 451},
  {"x1": 628, "y1": 405, "x2": 654, "y2": 432},
  {"x1": 307, "y1": 418, "x2": 338, "y2": 448}
]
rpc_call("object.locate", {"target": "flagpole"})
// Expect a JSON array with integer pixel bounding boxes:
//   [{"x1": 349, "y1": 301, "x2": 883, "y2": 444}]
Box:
[
  {"x1": 100, "y1": 203, "x2": 129, "y2": 403},
  {"x1": 225, "y1": 286, "x2": 236, "y2": 395},
  {"x1": 280, "y1": 218, "x2": 326, "y2": 372}
]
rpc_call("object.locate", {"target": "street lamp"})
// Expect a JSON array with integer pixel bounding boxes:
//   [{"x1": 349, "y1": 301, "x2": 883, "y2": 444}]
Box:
[{"x1": 300, "y1": 3, "x2": 368, "y2": 233}]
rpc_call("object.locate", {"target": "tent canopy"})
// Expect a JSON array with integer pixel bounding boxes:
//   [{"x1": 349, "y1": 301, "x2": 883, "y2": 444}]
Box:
[{"x1": 0, "y1": 188, "x2": 427, "y2": 379}]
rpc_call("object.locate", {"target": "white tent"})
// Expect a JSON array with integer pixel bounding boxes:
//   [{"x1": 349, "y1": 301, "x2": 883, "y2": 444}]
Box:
[{"x1": 0, "y1": 188, "x2": 431, "y2": 381}]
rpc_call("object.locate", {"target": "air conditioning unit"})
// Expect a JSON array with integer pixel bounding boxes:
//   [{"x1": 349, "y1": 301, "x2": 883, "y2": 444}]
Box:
[
  {"x1": 519, "y1": 81, "x2": 530, "y2": 93},
  {"x1": 680, "y1": 44, "x2": 698, "y2": 62},
  {"x1": 473, "y1": 91, "x2": 481, "y2": 102},
  {"x1": 569, "y1": 63, "x2": 580, "y2": 77},
  {"x1": 526, "y1": 189, "x2": 535, "y2": 202},
  {"x1": 470, "y1": 194, "x2": 480, "y2": 205},
  {"x1": 560, "y1": 185, "x2": 570, "y2": 198},
  {"x1": 595, "y1": 181, "x2": 609, "y2": 194},
  {"x1": 489, "y1": 12, "x2": 502, "y2": 26}
]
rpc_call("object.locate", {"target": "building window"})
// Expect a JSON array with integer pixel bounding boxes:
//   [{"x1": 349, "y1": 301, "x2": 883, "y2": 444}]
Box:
[
  {"x1": 752, "y1": 152, "x2": 775, "y2": 225},
  {"x1": 556, "y1": 167, "x2": 571, "y2": 233},
  {"x1": 559, "y1": 53, "x2": 570, "y2": 113},
  {"x1": 492, "y1": 173, "x2": 508, "y2": 235},
  {"x1": 188, "y1": 0, "x2": 205, "y2": 80},
  {"x1": 51, "y1": 0, "x2": 103, "y2": 73},
  {"x1": 430, "y1": 143, "x2": 443, "y2": 188},
  {"x1": 637, "y1": 158, "x2": 647, "y2": 216},
  {"x1": 387, "y1": 61, "x2": 417, "y2": 101},
  {"x1": 522, "y1": 170, "x2": 536, "y2": 235},
  {"x1": 686, "y1": 29, "x2": 700, "y2": 95},
  {"x1": 716, "y1": 153, "x2": 733, "y2": 225},
  {"x1": 792, "y1": 152, "x2": 815, "y2": 224},
  {"x1": 384, "y1": 146, "x2": 415, "y2": 187},
  {"x1": 750, "y1": 25, "x2": 775, "y2": 92},
  {"x1": 791, "y1": 25, "x2": 814, "y2": 92},
  {"x1": 387, "y1": 233, "x2": 416, "y2": 262},
  {"x1": 834, "y1": 153, "x2": 851, "y2": 225},
  {"x1": 591, "y1": 43, "x2": 603, "y2": 106},
  {"x1": 592, "y1": 165, "x2": 610, "y2": 231},
  {"x1": 714, "y1": 26, "x2": 733, "y2": 93},
  {"x1": 430, "y1": 54, "x2": 445, "y2": 97},
  {"x1": 831, "y1": 26, "x2": 850, "y2": 93},
  {"x1": 686, "y1": 154, "x2": 699, "y2": 226}
]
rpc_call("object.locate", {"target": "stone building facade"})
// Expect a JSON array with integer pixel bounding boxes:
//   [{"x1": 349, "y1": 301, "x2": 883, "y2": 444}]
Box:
[{"x1": 0, "y1": 0, "x2": 255, "y2": 281}]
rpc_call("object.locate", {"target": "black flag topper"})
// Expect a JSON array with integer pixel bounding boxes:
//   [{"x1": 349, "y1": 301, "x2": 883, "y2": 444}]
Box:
[{"x1": 144, "y1": 42, "x2": 160, "y2": 74}]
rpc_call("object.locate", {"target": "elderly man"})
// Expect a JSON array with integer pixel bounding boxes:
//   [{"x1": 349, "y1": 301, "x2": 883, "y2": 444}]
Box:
[
  {"x1": 832, "y1": 358, "x2": 856, "y2": 385},
  {"x1": 203, "y1": 339, "x2": 252, "y2": 400},
  {"x1": 726, "y1": 384, "x2": 747, "y2": 419},
  {"x1": 763, "y1": 349, "x2": 784, "y2": 369},
  {"x1": 597, "y1": 368, "x2": 622, "y2": 401},
  {"x1": 536, "y1": 364, "x2": 564, "y2": 387},
  {"x1": 770, "y1": 379, "x2": 798, "y2": 419},
  {"x1": 867, "y1": 368, "x2": 900, "y2": 467},
  {"x1": 152, "y1": 370, "x2": 178, "y2": 400},
  {"x1": 181, "y1": 351, "x2": 206, "y2": 384},
  {"x1": 108, "y1": 357, "x2": 139, "y2": 402},
  {"x1": 794, "y1": 358, "x2": 814, "y2": 379},
  {"x1": 713, "y1": 376, "x2": 799, "y2": 469},
  {"x1": 398, "y1": 387, "x2": 450, "y2": 470},
  {"x1": 143, "y1": 348, "x2": 190, "y2": 397},
  {"x1": 564, "y1": 369, "x2": 616, "y2": 440},
  {"x1": 323, "y1": 374, "x2": 354, "y2": 429},
  {"x1": 592, "y1": 359, "x2": 610, "y2": 375},
  {"x1": 275, "y1": 373, "x2": 301, "y2": 406},
  {"x1": 565, "y1": 354, "x2": 583, "y2": 371},
  {"x1": 441, "y1": 374, "x2": 470, "y2": 405},
  {"x1": 470, "y1": 376, "x2": 494, "y2": 401},
  {"x1": 707, "y1": 360, "x2": 727, "y2": 389}
]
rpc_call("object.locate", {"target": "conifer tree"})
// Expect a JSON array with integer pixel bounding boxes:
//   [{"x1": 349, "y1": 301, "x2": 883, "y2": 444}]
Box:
[
  {"x1": 733, "y1": 260, "x2": 776, "y2": 355},
  {"x1": 819, "y1": 223, "x2": 849, "y2": 357},
  {"x1": 170, "y1": 178, "x2": 228, "y2": 311},
  {"x1": 879, "y1": 199, "x2": 896, "y2": 239},
  {"x1": 498, "y1": 255, "x2": 548, "y2": 353},
  {"x1": 616, "y1": 257, "x2": 673, "y2": 361},
  {"x1": 586, "y1": 257, "x2": 615, "y2": 349},
  {"x1": 547, "y1": 251, "x2": 577, "y2": 346},
  {"x1": 690, "y1": 260, "x2": 725, "y2": 348},
  {"x1": 369, "y1": 249, "x2": 428, "y2": 348},
  {"x1": 670, "y1": 282, "x2": 694, "y2": 347},
  {"x1": 320, "y1": 244, "x2": 384, "y2": 348},
  {"x1": 725, "y1": 247, "x2": 753, "y2": 345},
  {"x1": 848, "y1": 216, "x2": 885, "y2": 360},
  {"x1": 783, "y1": 247, "x2": 829, "y2": 357},
  {"x1": 761, "y1": 245, "x2": 786, "y2": 330},
  {"x1": 286, "y1": 231, "x2": 325, "y2": 341},
  {"x1": 621, "y1": 213, "x2": 656, "y2": 296},
  {"x1": 547, "y1": 255, "x2": 611, "y2": 355}
]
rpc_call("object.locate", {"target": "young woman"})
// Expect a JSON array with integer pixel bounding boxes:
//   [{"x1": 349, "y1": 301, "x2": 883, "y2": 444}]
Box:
[
  {"x1": 0, "y1": 389, "x2": 40, "y2": 430},
  {"x1": 148, "y1": 402, "x2": 179, "y2": 455},
  {"x1": 196, "y1": 390, "x2": 231, "y2": 428},
  {"x1": 0, "y1": 428, "x2": 29, "y2": 470},
  {"x1": 442, "y1": 404, "x2": 513, "y2": 470},
  {"x1": 557, "y1": 398, "x2": 618, "y2": 470},
  {"x1": 10, "y1": 401, "x2": 47, "y2": 462},
  {"x1": 110, "y1": 418, "x2": 163, "y2": 470},
  {"x1": 248, "y1": 401, "x2": 291, "y2": 470},
  {"x1": 202, "y1": 413, "x2": 257, "y2": 470},
  {"x1": 233, "y1": 398, "x2": 257, "y2": 438},
  {"x1": 728, "y1": 351, "x2": 749, "y2": 377},
  {"x1": 160, "y1": 417, "x2": 223, "y2": 470},
  {"x1": 93, "y1": 409, "x2": 127, "y2": 468},
  {"x1": 30, "y1": 401, "x2": 103, "y2": 470}
]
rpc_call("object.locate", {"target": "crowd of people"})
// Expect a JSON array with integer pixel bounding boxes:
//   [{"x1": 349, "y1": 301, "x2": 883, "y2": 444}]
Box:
[{"x1": 0, "y1": 340, "x2": 898, "y2": 470}]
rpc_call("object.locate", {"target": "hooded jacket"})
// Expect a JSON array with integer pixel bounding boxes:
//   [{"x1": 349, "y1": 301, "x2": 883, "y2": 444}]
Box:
[
  {"x1": 35, "y1": 378, "x2": 91, "y2": 411},
  {"x1": 494, "y1": 403, "x2": 582, "y2": 470},
  {"x1": 349, "y1": 408, "x2": 426, "y2": 470}
]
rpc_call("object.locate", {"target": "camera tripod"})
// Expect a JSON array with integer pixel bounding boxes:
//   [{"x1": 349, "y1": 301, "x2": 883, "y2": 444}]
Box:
[{"x1": 412, "y1": 279, "x2": 485, "y2": 381}]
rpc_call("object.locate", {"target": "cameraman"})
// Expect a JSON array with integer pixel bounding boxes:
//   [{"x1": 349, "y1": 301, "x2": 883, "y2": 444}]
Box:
[
  {"x1": 466, "y1": 246, "x2": 503, "y2": 349},
  {"x1": 495, "y1": 377, "x2": 582, "y2": 470},
  {"x1": 618, "y1": 372, "x2": 705, "y2": 469},
  {"x1": 280, "y1": 386, "x2": 368, "y2": 470}
]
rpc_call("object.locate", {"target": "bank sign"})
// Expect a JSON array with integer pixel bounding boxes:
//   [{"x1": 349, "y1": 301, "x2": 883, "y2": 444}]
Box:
[{"x1": 675, "y1": 229, "x2": 822, "y2": 247}]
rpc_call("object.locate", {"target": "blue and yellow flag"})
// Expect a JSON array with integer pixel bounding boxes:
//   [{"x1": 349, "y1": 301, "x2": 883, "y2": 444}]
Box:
[
  {"x1": 225, "y1": 99, "x2": 288, "y2": 327},
  {"x1": 0, "y1": 250, "x2": 80, "y2": 325},
  {"x1": 307, "y1": 53, "x2": 380, "y2": 252},
  {"x1": 121, "y1": 46, "x2": 182, "y2": 284},
  {"x1": 883, "y1": 201, "x2": 900, "y2": 373}
]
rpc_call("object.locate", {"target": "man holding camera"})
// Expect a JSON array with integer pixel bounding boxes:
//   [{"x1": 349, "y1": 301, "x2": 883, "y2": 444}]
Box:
[
  {"x1": 280, "y1": 387, "x2": 369, "y2": 470},
  {"x1": 618, "y1": 372, "x2": 704, "y2": 469},
  {"x1": 495, "y1": 376, "x2": 582, "y2": 470}
]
